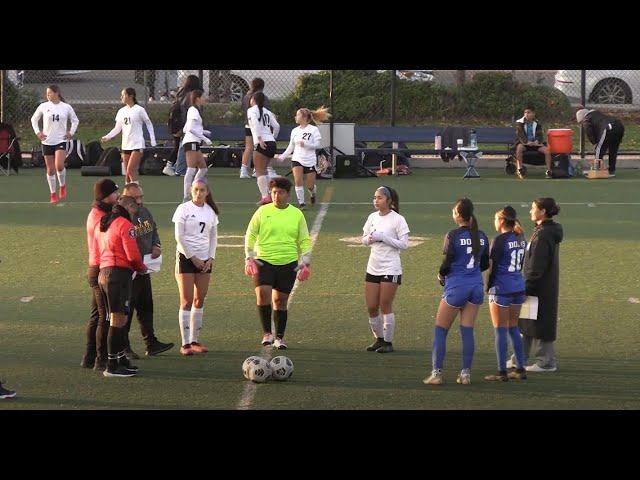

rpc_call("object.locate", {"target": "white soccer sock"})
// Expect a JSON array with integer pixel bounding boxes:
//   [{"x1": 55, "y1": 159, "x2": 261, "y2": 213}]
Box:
[
  {"x1": 46, "y1": 174, "x2": 57, "y2": 194},
  {"x1": 190, "y1": 307, "x2": 204, "y2": 344},
  {"x1": 56, "y1": 168, "x2": 66, "y2": 187},
  {"x1": 369, "y1": 315, "x2": 383, "y2": 338},
  {"x1": 179, "y1": 309, "x2": 190, "y2": 346},
  {"x1": 309, "y1": 184, "x2": 317, "y2": 195},
  {"x1": 383, "y1": 313, "x2": 396, "y2": 342},
  {"x1": 184, "y1": 167, "x2": 196, "y2": 199},
  {"x1": 195, "y1": 167, "x2": 207, "y2": 181},
  {"x1": 257, "y1": 175, "x2": 269, "y2": 197},
  {"x1": 295, "y1": 186, "x2": 305, "y2": 205}
]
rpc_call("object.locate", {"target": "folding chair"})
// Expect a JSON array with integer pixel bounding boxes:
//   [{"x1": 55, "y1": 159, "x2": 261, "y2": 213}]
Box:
[{"x1": 0, "y1": 126, "x2": 18, "y2": 176}]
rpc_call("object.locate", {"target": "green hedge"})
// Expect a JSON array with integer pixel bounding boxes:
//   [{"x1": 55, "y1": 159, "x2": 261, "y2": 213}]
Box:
[
  {"x1": 271, "y1": 70, "x2": 573, "y2": 125},
  {"x1": 3, "y1": 81, "x2": 40, "y2": 123}
]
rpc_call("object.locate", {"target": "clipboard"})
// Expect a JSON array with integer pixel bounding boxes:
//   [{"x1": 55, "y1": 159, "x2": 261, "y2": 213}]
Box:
[
  {"x1": 520, "y1": 295, "x2": 538, "y2": 320},
  {"x1": 143, "y1": 254, "x2": 162, "y2": 273}
]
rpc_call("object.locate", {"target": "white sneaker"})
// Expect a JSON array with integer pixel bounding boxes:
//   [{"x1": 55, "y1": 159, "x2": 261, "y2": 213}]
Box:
[
  {"x1": 506, "y1": 358, "x2": 517, "y2": 369},
  {"x1": 261, "y1": 333, "x2": 274, "y2": 346},
  {"x1": 251, "y1": 168, "x2": 257, "y2": 178},
  {"x1": 456, "y1": 368, "x2": 472, "y2": 385},
  {"x1": 267, "y1": 168, "x2": 278, "y2": 178},
  {"x1": 423, "y1": 369, "x2": 444, "y2": 385},
  {"x1": 162, "y1": 164, "x2": 176, "y2": 176},
  {"x1": 240, "y1": 167, "x2": 251, "y2": 179},
  {"x1": 273, "y1": 338, "x2": 288, "y2": 349},
  {"x1": 525, "y1": 364, "x2": 557, "y2": 372}
]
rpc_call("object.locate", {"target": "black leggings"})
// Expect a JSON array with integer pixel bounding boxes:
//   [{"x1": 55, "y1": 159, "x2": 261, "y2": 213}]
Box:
[{"x1": 168, "y1": 135, "x2": 182, "y2": 165}]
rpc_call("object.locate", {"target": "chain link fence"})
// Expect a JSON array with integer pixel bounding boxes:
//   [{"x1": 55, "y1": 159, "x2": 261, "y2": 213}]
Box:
[{"x1": 2, "y1": 69, "x2": 640, "y2": 155}]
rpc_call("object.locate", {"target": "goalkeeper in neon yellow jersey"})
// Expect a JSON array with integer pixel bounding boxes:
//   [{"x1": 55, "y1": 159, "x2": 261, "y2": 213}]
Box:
[{"x1": 245, "y1": 177, "x2": 312, "y2": 350}]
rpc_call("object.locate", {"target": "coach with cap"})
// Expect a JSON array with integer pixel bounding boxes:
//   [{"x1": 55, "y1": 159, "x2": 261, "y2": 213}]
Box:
[{"x1": 576, "y1": 107, "x2": 625, "y2": 177}]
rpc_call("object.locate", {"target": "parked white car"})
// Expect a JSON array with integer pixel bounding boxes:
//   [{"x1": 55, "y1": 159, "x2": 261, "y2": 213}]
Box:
[{"x1": 554, "y1": 70, "x2": 639, "y2": 104}]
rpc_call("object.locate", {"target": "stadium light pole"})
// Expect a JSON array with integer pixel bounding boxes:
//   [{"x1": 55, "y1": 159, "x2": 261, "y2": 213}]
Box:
[
  {"x1": 391, "y1": 70, "x2": 396, "y2": 127},
  {"x1": 0, "y1": 70, "x2": 4, "y2": 123},
  {"x1": 580, "y1": 70, "x2": 586, "y2": 159}
]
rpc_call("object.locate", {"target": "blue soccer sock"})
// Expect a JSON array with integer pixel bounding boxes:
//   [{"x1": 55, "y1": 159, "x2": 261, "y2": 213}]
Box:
[
  {"x1": 459, "y1": 326, "x2": 475, "y2": 370},
  {"x1": 509, "y1": 326, "x2": 526, "y2": 369},
  {"x1": 495, "y1": 327, "x2": 508, "y2": 372},
  {"x1": 432, "y1": 326, "x2": 448, "y2": 370}
]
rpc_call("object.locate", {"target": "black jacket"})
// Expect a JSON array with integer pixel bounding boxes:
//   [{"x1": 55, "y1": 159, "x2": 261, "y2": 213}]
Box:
[
  {"x1": 520, "y1": 220, "x2": 563, "y2": 341},
  {"x1": 582, "y1": 110, "x2": 624, "y2": 145}
]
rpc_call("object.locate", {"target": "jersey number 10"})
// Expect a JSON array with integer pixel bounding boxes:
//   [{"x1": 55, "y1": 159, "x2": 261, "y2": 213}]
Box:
[{"x1": 508, "y1": 249, "x2": 525, "y2": 272}]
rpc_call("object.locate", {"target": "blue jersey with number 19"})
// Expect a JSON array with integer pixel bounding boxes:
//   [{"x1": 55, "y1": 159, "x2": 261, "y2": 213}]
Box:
[{"x1": 487, "y1": 232, "x2": 526, "y2": 294}]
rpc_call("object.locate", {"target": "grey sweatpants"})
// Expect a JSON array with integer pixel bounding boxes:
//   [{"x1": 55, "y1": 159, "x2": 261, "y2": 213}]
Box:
[{"x1": 511, "y1": 336, "x2": 557, "y2": 369}]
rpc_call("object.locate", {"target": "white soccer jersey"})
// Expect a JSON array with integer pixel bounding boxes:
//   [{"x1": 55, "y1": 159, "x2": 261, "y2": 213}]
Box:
[
  {"x1": 182, "y1": 106, "x2": 209, "y2": 145},
  {"x1": 362, "y1": 210, "x2": 410, "y2": 276},
  {"x1": 279, "y1": 124, "x2": 322, "y2": 167},
  {"x1": 247, "y1": 105, "x2": 280, "y2": 145},
  {"x1": 172, "y1": 201, "x2": 219, "y2": 261},
  {"x1": 103, "y1": 104, "x2": 156, "y2": 150},
  {"x1": 31, "y1": 101, "x2": 79, "y2": 145}
]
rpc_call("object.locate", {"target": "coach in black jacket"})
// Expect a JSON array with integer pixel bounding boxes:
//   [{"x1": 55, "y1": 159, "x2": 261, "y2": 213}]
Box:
[
  {"x1": 516, "y1": 198, "x2": 563, "y2": 373},
  {"x1": 576, "y1": 108, "x2": 624, "y2": 176}
]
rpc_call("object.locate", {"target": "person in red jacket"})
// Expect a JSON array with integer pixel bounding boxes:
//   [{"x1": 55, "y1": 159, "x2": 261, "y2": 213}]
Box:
[
  {"x1": 82, "y1": 179, "x2": 120, "y2": 371},
  {"x1": 94, "y1": 196, "x2": 147, "y2": 377}
]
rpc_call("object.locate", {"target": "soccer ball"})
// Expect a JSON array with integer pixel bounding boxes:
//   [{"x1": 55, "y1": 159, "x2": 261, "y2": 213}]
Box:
[
  {"x1": 269, "y1": 356, "x2": 294, "y2": 381},
  {"x1": 248, "y1": 358, "x2": 272, "y2": 383},
  {"x1": 242, "y1": 356, "x2": 263, "y2": 379}
]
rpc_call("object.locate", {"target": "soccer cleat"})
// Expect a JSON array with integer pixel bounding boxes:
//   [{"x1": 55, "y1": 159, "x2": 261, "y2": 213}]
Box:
[
  {"x1": 609, "y1": 173, "x2": 616, "y2": 177},
  {"x1": 525, "y1": 364, "x2": 557, "y2": 373},
  {"x1": 457, "y1": 369, "x2": 472, "y2": 385},
  {"x1": 507, "y1": 368, "x2": 527, "y2": 380},
  {"x1": 162, "y1": 163, "x2": 176, "y2": 176},
  {"x1": 423, "y1": 369, "x2": 444, "y2": 385},
  {"x1": 59, "y1": 185, "x2": 67, "y2": 199},
  {"x1": 310, "y1": 193, "x2": 316, "y2": 205},
  {"x1": 484, "y1": 372, "x2": 509, "y2": 382},
  {"x1": 516, "y1": 168, "x2": 525, "y2": 180},
  {"x1": 376, "y1": 341, "x2": 394, "y2": 353},
  {"x1": 119, "y1": 356, "x2": 139, "y2": 372},
  {"x1": 103, "y1": 366, "x2": 137, "y2": 377},
  {"x1": 256, "y1": 196, "x2": 272, "y2": 206},
  {"x1": 267, "y1": 167, "x2": 278, "y2": 178},
  {"x1": 80, "y1": 354, "x2": 96, "y2": 369},
  {"x1": 240, "y1": 167, "x2": 251, "y2": 179},
  {"x1": 251, "y1": 168, "x2": 257, "y2": 178},
  {"x1": 298, "y1": 203, "x2": 306, "y2": 211},
  {"x1": 180, "y1": 345, "x2": 194, "y2": 356},
  {"x1": 145, "y1": 340, "x2": 174, "y2": 356},
  {"x1": 190, "y1": 342, "x2": 208, "y2": 353},
  {"x1": 0, "y1": 383, "x2": 17, "y2": 399},
  {"x1": 261, "y1": 333, "x2": 274, "y2": 346},
  {"x1": 366, "y1": 337, "x2": 385, "y2": 352},
  {"x1": 124, "y1": 346, "x2": 140, "y2": 360},
  {"x1": 93, "y1": 357, "x2": 107, "y2": 372},
  {"x1": 545, "y1": 170, "x2": 552, "y2": 179},
  {"x1": 274, "y1": 338, "x2": 288, "y2": 350},
  {"x1": 50, "y1": 192, "x2": 59, "y2": 204}
]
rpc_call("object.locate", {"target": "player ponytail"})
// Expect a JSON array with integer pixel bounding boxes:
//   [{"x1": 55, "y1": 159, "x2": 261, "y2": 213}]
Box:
[
  {"x1": 497, "y1": 205, "x2": 524, "y2": 239},
  {"x1": 455, "y1": 197, "x2": 480, "y2": 258},
  {"x1": 300, "y1": 106, "x2": 331, "y2": 125},
  {"x1": 253, "y1": 91, "x2": 266, "y2": 121}
]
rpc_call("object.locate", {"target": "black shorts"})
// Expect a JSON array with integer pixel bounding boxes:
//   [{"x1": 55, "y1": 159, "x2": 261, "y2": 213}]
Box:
[
  {"x1": 254, "y1": 141, "x2": 277, "y2": 158},
  {"x1": 122, "y1": 148, "x2": 144, "y2": 155},
  {"x1": 183, "y1": 142, "x2": 201, "y2": 152},
  {"x1": 98, "y1": 267, "x2": 133, "y2": 314},
  {"x1": 42, "y1": 143, "x2": 66, "y2": 156},
  {"x1": 245, "y1": 127, "x2": 252, "y2": 137},
  {"x1": 365, "y1": 273, "x2": 402, "y2": 285},
  {"x1": 254, "y1": 260, "x2": 298, "y2": 294},
  {"x1": 524, "y1": 144, "x2": 547, "y2": 151},
  {"x1": 175, "y1": 252, "x2": 211, "y2": 274},
  {"x1": 291, "y1": 161, "x2": 316, "y2": 174}
]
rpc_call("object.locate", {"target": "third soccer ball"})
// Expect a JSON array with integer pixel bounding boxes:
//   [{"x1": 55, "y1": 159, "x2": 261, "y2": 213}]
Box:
[
  {"x1": 270, "y1": 356, "x2": 294, "y2": 381},
  {"x1": 242, "y1": 356, "x2": 263, "y2": 379}
]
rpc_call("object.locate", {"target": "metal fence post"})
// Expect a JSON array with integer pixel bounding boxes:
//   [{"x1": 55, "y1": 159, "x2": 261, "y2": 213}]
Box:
[
  {"x1": 329, "y1": 70, "x2": 334, "y2": 166},
  {"x1": 0, "y1": 70, "x2": 4, "y2": 123},
  {"x1": 580, "y1": 69, "x2": 586, "y2": 159},
  {"x1": 390, "y1": 70, "x2": 396, "y2": 127}
]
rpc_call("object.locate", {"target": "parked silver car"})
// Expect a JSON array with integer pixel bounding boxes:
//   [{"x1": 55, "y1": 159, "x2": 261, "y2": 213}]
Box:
[{"x1": 554, "y1": 70, "x2": 639, "y2": 104}]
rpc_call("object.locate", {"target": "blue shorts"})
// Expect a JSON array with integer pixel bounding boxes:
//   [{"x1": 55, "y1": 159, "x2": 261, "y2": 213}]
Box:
[
  {"x1": 489, "y1": 292, "x2": 526, "y2": 307},
  {"x1": 442, "y1": 284, "x2": 484, "y2": 308}
]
